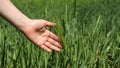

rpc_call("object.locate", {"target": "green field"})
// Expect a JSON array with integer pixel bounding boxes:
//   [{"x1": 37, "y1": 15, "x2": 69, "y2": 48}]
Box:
[{"x1": 0, "y1": 0, "x2": 120, "y2": 68}]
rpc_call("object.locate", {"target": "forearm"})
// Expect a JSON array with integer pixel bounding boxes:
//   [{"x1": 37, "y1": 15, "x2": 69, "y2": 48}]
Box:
[{"x1": 0, "y1": 0, "x2": 31, "y2": 30}]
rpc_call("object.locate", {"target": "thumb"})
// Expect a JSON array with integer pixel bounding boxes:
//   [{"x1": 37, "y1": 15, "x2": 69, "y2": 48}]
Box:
[{"x1": 45, "y1": 22, "x2": 56, "y2": 27}]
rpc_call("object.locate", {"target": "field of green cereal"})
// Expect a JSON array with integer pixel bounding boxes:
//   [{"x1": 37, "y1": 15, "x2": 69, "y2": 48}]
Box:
[{"x1": 0, "y1": 0, "x2": 120, "y2": 68}]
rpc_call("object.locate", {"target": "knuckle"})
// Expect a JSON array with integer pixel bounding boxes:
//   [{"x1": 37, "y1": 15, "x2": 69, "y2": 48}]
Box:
[{"x1": 40, "y1": 19, "x2": 46, "y2": 23}]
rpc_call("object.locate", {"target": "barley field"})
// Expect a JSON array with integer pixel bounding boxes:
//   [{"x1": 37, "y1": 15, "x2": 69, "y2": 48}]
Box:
[{"x1": 0, "y1": 0, "x2": 120, "y2": 68}]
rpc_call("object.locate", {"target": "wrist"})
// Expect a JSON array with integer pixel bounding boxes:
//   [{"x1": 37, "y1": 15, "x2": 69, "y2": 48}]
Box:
[{"x1": 16, "y1": 18, "x2": 32, "y2": 32}]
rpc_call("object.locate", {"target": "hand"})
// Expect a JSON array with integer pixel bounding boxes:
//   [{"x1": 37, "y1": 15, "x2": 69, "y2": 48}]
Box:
[
  {"x1": 21, "y1": 19, "x2": 63, "y2": 52},
  {"x1": 0, "y1": 0, "x2": 63, "y2": 52}
]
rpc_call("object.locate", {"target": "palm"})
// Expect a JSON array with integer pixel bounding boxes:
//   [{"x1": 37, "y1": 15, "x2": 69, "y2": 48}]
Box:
[{"x1": 23, "y1": 20, "x2": 62, "y2": 52}]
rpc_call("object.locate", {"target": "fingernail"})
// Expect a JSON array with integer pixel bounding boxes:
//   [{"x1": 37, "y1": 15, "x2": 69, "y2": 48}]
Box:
[
  {"x1": 48, "y1": 50, "x2": 52, "y2": 53},
  {"x1": 56, "y1": 49, "x2": 61, "y2": 52},
  {"x1": 61, "y1": 45, "x2": 64, "y2": 49},
  {"x1": 60, "y1": 45, "x2": 63, "y2": 48}
]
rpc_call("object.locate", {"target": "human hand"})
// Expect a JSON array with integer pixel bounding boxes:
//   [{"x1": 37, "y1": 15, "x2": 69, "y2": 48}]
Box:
[
  {"x1": 20, "y1": 19, "x2": 63, "y2": 52},
  {"x1": 0, "y1": 0, "x2": 62, "y2": 52}
]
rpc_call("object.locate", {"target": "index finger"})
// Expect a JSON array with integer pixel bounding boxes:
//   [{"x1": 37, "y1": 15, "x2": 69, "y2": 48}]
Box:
[{"x1": 49, "y1": 32, "x2": 61, "y2": 42}]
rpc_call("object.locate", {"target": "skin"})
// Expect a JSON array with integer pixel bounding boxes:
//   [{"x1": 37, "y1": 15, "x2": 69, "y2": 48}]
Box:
[{"x1": 0, "y1": 0, "x2": 63, "y2": 52}]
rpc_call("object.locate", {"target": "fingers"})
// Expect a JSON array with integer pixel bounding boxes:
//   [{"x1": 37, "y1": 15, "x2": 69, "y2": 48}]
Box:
[
  {"x1": 46, "y1": 22, "x2": 56, "y2": 27},
  {"x1": 47, "y1": 38, "x2": 63, "y2": 48},
  {"x1": 42, "y1": 20, "x2": 56, "y2": 27},
  {"x1": 33, "y1": 20, "x2": 56, "y2": 30},
  {"x1": 40, "y1": 40, "x2": 62, "y2": 52},
  {"x1": 41, "y1": 37, "x2": 62, "y2": 52},
  {"x1": 45, "y1": 42, "x2": 60, "y2": 52},
  {"x1": 38, "y1": 37, "x2": 62, "y2": 52},
  {"x1": 40, "y1": 45, "x2": 52, "y2": 52},
  {"x1": 49, "y1": 32, "x2": 61, "y2": 42}
]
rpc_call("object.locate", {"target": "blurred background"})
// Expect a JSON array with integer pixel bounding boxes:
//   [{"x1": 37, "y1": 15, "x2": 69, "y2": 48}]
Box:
[{"x1": 0, "y1": 0, "x2": 120, "y2": 68}]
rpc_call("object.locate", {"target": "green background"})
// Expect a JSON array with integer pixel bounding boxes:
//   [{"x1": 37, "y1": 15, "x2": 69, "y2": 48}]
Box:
[{"x1": 0, "y1": 0, "x2": 120, "y2": 68}]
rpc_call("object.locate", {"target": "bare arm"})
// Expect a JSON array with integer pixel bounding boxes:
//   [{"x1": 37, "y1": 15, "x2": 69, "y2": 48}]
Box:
[
  {"x1": 0, "y1": 0, "x2": 63, "y2": 52},
  {"x1": 0, "y1": 0, "x2": 30, "y2": 30}
]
